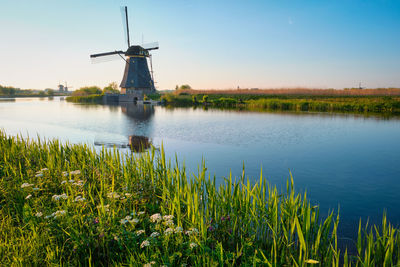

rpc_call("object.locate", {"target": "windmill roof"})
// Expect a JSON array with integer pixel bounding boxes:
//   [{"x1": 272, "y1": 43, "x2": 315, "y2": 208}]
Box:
[{"x1": 125, "y1": 46, "x2": 149, "y2": 56}]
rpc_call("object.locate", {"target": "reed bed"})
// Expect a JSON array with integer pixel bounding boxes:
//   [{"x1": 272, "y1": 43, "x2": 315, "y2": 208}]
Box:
[
  {"x1": 1, "y1": 130, "x2": 399, "y2": 266},
  {"x1": 176, "y1": 88, "x2": 400, "y2": 97},
  {"x1": 162, "y1": 93, "x2": 400, "y2": 114},
  {"x1": 245, "y1": 98, "x2": 400, "y2": 113},
  {"x1": 66, "y1": 94, "x2": 103, "y2": 103}
]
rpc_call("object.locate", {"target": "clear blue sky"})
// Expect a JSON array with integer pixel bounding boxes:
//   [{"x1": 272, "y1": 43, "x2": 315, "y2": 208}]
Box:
[{"x1": 1, "y1": 0, "x2": 399, "y2": 90}]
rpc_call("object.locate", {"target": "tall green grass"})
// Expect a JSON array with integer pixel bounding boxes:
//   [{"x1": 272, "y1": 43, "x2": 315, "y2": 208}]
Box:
[
  {"x1": 161, "y1": 93, "x2": 400, "y2": 114},
  {"x1": 1, "y1": 130, "x2": 399, "y2": 265},
  {"x1": 246, "y1": 97, "x2": 400, "y2": 113},
  {"x1": 66, "y1": 94, "x2": 103, "y2": 103}
]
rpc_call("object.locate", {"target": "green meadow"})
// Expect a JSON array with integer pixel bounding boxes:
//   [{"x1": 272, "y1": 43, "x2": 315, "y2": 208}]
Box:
[{"x1": 1, "y1": 130, "x2": 400, "y2": 266}]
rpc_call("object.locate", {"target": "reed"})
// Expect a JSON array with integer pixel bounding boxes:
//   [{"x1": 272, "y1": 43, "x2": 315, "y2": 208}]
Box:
[
  {"x1": 0, "y1": 130, "x2": 399, "y2": 266},
  {"x1": 176, "y1": 88, "x2": 400, "y2": 97},
  {"x1": 66, "y1": 94, "x2": 104, "y2": 103}
]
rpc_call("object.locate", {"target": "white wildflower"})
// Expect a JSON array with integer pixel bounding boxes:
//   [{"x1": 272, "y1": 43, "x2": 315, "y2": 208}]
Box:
[
  {"x1": 72, "y1": 180, "x2": 85, "y2": 187},
  {"x1": 35, "y1": 173, "x2": 43, "y2": 178},
  {"x1": 97, "y1": 204, "x2": 110, "y2": 212},
  {"x1": 61, "y1": 180, "x2": 67, "y2": 185},
  {"x1": 33, "y1": 187, "x2": 40, "y2": 191},
  {"x1": 40, "y1": 168, "x2": 48, "y2": 172},
  {"x1": 129, "y1": 218, "x2": 139, "y2": 224},
  {"x1": 185, "y1": 228, "x2": 199, "y2": 236},
  {"x1": 163, "y1": 215, "x2": 174, "y2": 221},
  {"x1": 135, "y1": 229, "x2": 145, "y2": 236},
  {"x1": 21, "y1": 183, "x2": 34, "y2": 188},
  {"x1": 124, "y1": 193, "x2": 132, "y2": 197},
  {"x1": 70, "y1": 170, "x2": 81, "y2": 175},
  {"x1": 140, "y1": 240, "x2": 150, "y2": 248},
  {"x1": 45, "y1": 214, "x2": 54, "y2": 219},
  {"x1": 62, "y1": 171, "x2": 68, "y2": 177},
  {"x1": 164, "y1": 228, "x2": 174, "y2": 236},
  {"x1": 150, "y1": 232, "x2": 160, "y2": 238},
  {"x1": 52, "y1": 210, "x2": 66, "y2": 218},
  {"x1": 125, "y1": 215, "x2": 132, "y2": 220},
  {"x1": 175, "y1": 227, "x2": 183, "y2": 233},
  {"x1": 74, "y1": 196, "x2": 86, "y2": 202},
  {"x1": 35, "y1": 212, "x2": 43, "y2": 217},
  {"x1": 189, "y1": 242, "x2": 198, "y2": 249},
  {"x1": 107, "y1": 192, "x2": 120, "y2": 199},
  {"x1": 150, "y1": 213, "x2": 162, "y2": 223},
  {"x1": 143, "y1": 264, "x2": 151, "y2": 267},
  {"x1": 165, "y1": 220, "x2": 174, "y2": 227},
  {"x1": 68, "y1": 179, "x2": 75, "y2": 183},
  {"x1": 52, "y1": 193, "x2": 68, "y2": 201},
  {"x1": 25, "y1": 194, "x2": 32, "y2": 199},
  {"x1": 138, "y1": 211, "x2": 145, "y2": 216}
]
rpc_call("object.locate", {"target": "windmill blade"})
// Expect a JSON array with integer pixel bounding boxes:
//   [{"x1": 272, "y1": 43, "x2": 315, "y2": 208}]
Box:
[
  {"x1": 90, "y1": 51, "x2": 125, "y2": 64},
  {"x1": 120, "y1": 6, "x2": 130, "y2": 47},
  {"x1": 143, "y1": 42, "x2": 159, "y2": 51},
  {"x1": 90, "y1": 51, "x2": 124, "y2": 58}
]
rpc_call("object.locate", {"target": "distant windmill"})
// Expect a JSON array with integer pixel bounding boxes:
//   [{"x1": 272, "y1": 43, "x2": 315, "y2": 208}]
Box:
[{"x1": 90, "y1": 6, "x2": 159, "y2": 100}]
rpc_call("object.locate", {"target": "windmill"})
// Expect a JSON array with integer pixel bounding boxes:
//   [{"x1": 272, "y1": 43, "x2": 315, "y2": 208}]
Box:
[{"x1": 90, "y1": 6, "x2": 159, "y2": 100}]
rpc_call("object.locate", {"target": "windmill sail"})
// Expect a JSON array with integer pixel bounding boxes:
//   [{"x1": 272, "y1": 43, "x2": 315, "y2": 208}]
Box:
[
  {"x1": 90, "y1": 51, "x2": 125, "y2": 64},
  {"x1": 90, "y1": 51, "x2": 125, "y2": 58},
  {"x1": 142, "y1": 42, "x2": 159, "y2": 50},
  {"x1": 120, "y1": 6, "x2": 130, "y2": 47}
]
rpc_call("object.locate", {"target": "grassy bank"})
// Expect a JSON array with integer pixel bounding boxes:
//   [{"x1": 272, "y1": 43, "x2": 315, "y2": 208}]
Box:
[
  {"x1": 161, "y1": 92, "x2": 400, "y2": 114},
  {"x1": 66, "y1": 94, "x2": 103, "y2": 103},
  {"x1": 1, "y1": 131, "x2": 400, "y2": 265}
]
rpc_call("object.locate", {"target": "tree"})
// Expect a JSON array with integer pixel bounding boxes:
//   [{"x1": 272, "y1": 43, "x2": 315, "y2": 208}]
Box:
[
  {"x1": 72, "y1": 86, "x2": 102, "y2": 96},
  {"x1": 103, "y1": 82, "x2": 120, "y2": 94},
  {"x1": 46, "y1": 89, "x2": 55, "y2": 96},
  {"x1": 179, "y1": 84, "x2": 191, "y2": 90}
]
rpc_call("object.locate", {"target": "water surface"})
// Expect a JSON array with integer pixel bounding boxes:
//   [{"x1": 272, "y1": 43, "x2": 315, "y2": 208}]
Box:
[{"x1": 1, "y1": 97, "x2": 400, "y2": 242}]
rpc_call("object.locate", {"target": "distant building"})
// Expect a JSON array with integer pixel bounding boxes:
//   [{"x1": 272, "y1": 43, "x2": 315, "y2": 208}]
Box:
[{"x1": 58, "y1": 83, "x2": 72, "y2": 92}]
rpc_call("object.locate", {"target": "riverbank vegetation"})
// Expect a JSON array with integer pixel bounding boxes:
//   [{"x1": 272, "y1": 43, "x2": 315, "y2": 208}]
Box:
[
  {"x1": 0, "y1": 84, "x2": 62, "y2": 98},
  {"x1": 1, "y1": 130, "x2": 400, "y2": 266},
  {"x1": 66, "y1": 83, "x2": 121, "y2": 103},
  {"x1": 160, "y1": 88, "x2": 400, "y2": 114}
]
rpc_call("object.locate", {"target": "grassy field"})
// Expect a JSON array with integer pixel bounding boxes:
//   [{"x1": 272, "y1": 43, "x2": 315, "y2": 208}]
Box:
[
  {"x1": 175, "y1": 88, "x2": 400, "y2": 97},
  {"x1": 161, "y1": 89, "x2": 400, "y2": 114},
  {"x1": 1, "y1": 130, "x2": 400, "y2": 266}
]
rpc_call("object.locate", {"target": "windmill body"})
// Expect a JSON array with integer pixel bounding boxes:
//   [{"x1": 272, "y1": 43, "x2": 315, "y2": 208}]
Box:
[
  {"x1": 120, "y1": 45, "x2": 155, "y2": 96},
  {"x1": 90, "y1": 7, "x2": 158, "y2": 101}
]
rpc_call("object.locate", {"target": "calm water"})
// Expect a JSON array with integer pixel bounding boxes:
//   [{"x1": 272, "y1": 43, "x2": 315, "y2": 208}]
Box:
[{"x1": 1, "y1": 97, "x2": 400, "y2": 241}]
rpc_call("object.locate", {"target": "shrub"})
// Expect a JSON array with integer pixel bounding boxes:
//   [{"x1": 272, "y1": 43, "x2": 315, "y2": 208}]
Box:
[{"x1": 72, "y1": 86, "x2": 102, "y2": 97}]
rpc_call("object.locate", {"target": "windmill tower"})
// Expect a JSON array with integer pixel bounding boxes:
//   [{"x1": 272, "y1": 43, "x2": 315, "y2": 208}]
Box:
[{"x1": 90, "y1": 6, "x2": 159, "y2": 100}]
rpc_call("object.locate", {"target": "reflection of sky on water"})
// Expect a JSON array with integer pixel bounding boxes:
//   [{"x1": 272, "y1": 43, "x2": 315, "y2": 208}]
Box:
[{"x1": 1, "y1": 97, "x2": 400, "y2": 242}]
